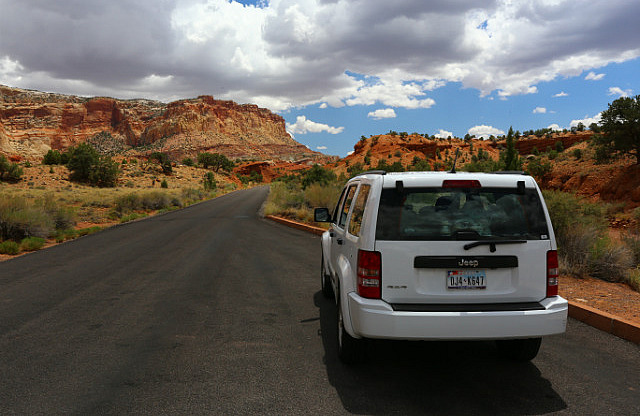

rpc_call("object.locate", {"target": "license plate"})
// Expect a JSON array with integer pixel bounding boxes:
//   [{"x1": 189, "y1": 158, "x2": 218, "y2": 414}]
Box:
[{"x1": 447, "y1": 270, "x2": 486, "y2": 289}]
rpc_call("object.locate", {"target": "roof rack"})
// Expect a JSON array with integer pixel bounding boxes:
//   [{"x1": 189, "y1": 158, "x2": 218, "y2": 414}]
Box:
[{"x1": 352, "y1": 170, "x2": 387, "y2": 178}]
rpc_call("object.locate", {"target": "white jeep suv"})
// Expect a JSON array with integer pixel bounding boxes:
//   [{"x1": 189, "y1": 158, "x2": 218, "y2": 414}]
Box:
[{"x1": 314, "y1": 170, "x2": 568, "y2": 364}]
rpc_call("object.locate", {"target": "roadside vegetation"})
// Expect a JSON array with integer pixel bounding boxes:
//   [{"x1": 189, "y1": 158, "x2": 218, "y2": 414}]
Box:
[{"x1": 0, "y1": 142, "x2": 249, "y2": 257}]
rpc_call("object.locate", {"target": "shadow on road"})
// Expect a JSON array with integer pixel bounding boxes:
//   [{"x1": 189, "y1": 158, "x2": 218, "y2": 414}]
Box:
[{"x1": 314, "y1": 292, "x2": 567, "y2": 415}]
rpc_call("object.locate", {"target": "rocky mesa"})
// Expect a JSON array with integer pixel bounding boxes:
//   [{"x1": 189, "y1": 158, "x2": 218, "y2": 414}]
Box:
[{"x1": 0, "y1": 85, "x2": 321, "y2": 162}]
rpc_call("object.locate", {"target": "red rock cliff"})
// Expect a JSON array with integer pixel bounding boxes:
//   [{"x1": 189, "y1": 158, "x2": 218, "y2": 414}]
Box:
[{"x1": 0, "y1": 85, "x2": 315, "y2": 161}]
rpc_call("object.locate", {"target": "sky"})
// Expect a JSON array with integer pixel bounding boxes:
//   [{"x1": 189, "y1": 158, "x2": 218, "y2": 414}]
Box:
[{"x1": 1, "y1": 0, "x2": 639, "y2": 157}]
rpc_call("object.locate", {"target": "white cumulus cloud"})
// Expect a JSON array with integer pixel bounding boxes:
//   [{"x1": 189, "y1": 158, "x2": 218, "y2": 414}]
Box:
[
  {"x1": 570, "y1": 113, "x2": 602, "y2": 128},
  {"x1": 434, "y1": 129, "x2": 454, "y2": 139},
  {"x1": 286, "y1": 116, "x2": 344, "y2": 135},
  {"x1": 316, "y1": 145, "x2": 327, "y2": 150},
  {"x1": 554, "y1": 91, "x2": 568, "y2": 97},
  {"x1": 367, "y1": 108, "x2": 397, "y2": 120},
  {"x1": 467, "y1": 125, "x2": 504, "y2": 139},
  {"x1": 548, "y1": 124, "x2": 563, "y2": 131},
  {"x1": 585, "y1": 71, "x2": 605, "y2": 81},
  {"x1": 608, "y1": 87, "x2": 632, "y2": 97},
  {"x1": 533, "y1": 107, "x2": 547, "y2": 114}
]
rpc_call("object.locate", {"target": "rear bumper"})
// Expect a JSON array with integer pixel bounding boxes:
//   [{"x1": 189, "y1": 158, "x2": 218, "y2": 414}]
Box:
[{"x1": 347, "y1": 293, "x2": 568, "y2": 340}]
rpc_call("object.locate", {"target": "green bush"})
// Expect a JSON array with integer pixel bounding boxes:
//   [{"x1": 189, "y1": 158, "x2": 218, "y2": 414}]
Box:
[
  {"x1": 66, "y1": 143, "x2": 119, "y2": 187},
  {"x1": 0, "y1": 156, "x2": 24, "y2": 182},
  {"x1": 182, "y1": 157, "x2": 195, "y2": 167},
  {"x1": 572, "y1": 148, "x2": 582, "y2": 160},
  {"x1": 20, "y1": 236, "x2": 46, "y2": 251},
  {"x1": 43, "y1": 149, "x2": 63, "y2": 165},
  {"x1": 67, "y1": 143, "x2": 99, "y2": 182},
  {"x1": 150, "y1": 152, "x2": 173, "y2": 175},
  {"x1": 198, "y1": 152, "x2": 234, "y2": 172},
  {"x1": 301, "y1": 165, "x2": 336, "y2": 189},
  {"x1": 526, "y1": 157, "x2": 552, "y2": 178},
  {"x1": 0, "y1": 240, "x2": 20, "y2": 255},
  {"x1": 161, "y1": 179, "x2": 168, "y2": 188},
  {"x1": 89, "y1": 156, "x2": 120, "y2": 187}
]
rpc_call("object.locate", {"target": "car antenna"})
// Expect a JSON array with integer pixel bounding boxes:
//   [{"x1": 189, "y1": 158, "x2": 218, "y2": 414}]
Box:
[{"x1": 449, "y1": 148, "x2": 461, "y2": 173}]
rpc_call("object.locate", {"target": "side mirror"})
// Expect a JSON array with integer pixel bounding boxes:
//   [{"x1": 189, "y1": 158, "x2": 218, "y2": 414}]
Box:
[{"x1": 314, "y1": 207, "x2": 331, "y2": 223}]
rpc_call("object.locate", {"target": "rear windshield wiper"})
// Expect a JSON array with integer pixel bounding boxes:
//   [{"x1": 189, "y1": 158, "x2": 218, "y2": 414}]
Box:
[{"x1": 463, "y1": 240, "x2": 527, "y2": 252}]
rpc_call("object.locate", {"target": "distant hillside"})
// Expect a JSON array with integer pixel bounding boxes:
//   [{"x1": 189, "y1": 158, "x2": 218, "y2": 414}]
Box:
[
  {"x1": 0, "y1": 85, "x2": 324, "y2": 162},
  {"x1": 326, "y1": 131, "x2": 640, "y2": 210}
]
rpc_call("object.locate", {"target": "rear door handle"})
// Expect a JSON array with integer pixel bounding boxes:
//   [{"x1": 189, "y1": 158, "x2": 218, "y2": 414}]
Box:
[{"x1": 337, "y1": 238, "x2": 344, "y2": 245}]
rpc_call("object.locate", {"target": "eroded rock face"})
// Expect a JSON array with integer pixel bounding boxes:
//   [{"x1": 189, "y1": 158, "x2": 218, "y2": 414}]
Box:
[{"x1": 0, "y1": 85, "x2": 317, "y2": 161}]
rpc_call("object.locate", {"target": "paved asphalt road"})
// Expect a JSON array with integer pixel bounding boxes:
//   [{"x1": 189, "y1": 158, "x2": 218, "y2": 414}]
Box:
[{"x1": 1, "y1": 186, "x2": 639, "y2": 415}]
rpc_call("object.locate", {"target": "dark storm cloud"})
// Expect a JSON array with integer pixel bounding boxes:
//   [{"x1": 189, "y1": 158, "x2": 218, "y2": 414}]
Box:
[{"x1": 0, "y1": 0, "x2": 175, "y2": 85}]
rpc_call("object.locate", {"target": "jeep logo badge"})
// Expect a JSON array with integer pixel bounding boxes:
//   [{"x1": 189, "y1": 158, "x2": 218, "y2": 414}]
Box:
[{"x1": 458, "y1": 258, "x2": 479, "y2": 267}]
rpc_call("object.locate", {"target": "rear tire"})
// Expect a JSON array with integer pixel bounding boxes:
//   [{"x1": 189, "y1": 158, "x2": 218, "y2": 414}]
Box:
[
  {"x1": 496, "y1": 337, "x2": 542, "y2": 362},
  {"x1": 337, "y1": 298, "x2": 365, "y2": 364},
  {"x1": 321, "y1": 254, "x2": 333, "y2": 298}
]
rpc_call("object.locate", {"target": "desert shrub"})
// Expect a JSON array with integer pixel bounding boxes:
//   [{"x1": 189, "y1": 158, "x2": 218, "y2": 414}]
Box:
[
  {"x1": 526, "y1": 157, "x2": 552, "y2": 178},
  {"x1": 555, "y1": 141, "x2": 564, "y2": 153},
  {"x1": 181, "y1": 187, "x2": 206, "y2": 204},
  {"x1": 150, "y1": 152, "x2": 173, "y2": 175},
  {"x1": 626, "y1": 268, "x2": 640, "y2": 292},
  {"x1": 42, "y1": 194, "x2": 76, "y2": 230},
  {"x1": 572, "y1": 148, "x2": 582, "y2": 160},
  {"x1": 120, "y1": 213, "x2": 148, "y2": 223},
  {"x1": 304, "y1": 182, "x2": 342, "y2": 210},
  {"x1": 54, "y1": 229, "x2": 78, "y2": 243},
  {"x1": 588, "y1": 237, "x2": 633, "y2": 282},
  {"x1": 0, "y1": 197, "x2": 54, "y2": 241},
  {"x1": 0, "y1": 240, "x2": 20, "y2": 255},
  {"x1": 161, "y1": 179, "x2": 168, "y2": 189},
  {"x1": 20, "y1": 236, "x2": 46, "y2": 251},
  {"x1": 0, "y1": 156, "x2": 24, "y2": 183},
  {"x1": 77, "y1": 226, "x2": 103, "y2": 237},
  {"x1": 182, "y1": 157, "x2": 194, "y2": 167},
  {"x1": 264, "y1": 182, "x2": 304, "y2": 216},
  {"x1": 593, "y1": 145, "x2": 612, "y2": 164},
  {"x1": 556, "y1": 224, "x2": 598, "y2": 276},
  {"x1": 543, "y1": 190, "x2": 607, "y2": 275},
  {"x1": 411, "y1": 157, "x2": 431, "y2": 171},
  {"x1": 114, "y1": 193, "x2": 142, "y2": 213},
  {"x1": 622, "y1": 232, "x2": 640, "y2": 266},
  {"x1": 140, "y1": 191, "x2": 177, "y2": 210},
  {"x1": 203, "y1": 172, "x2": 216, "y2": 191}
]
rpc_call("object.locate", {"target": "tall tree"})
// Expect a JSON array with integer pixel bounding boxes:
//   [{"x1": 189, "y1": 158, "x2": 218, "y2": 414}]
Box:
[
  {"x1": 502, "y1": 126, "x2": 521, "y2": 171},
  {"x1": 600, "y1": 95, "x2": 640, "y2": 164}
]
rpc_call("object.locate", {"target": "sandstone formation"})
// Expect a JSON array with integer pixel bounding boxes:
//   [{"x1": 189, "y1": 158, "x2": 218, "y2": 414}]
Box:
[{"x1": 0, "y1": 85, "x2": 322, "y2": 162}]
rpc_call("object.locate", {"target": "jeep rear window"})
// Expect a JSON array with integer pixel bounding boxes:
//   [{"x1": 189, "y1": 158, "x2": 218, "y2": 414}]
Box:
[{"x1": 375, "y1": 187, "x2": 550, "y2": 241}]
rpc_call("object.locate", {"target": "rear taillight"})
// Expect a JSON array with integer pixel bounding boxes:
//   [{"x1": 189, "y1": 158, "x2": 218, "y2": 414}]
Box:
[
  {"x1": 547, "y1": 250, "x2": 559, "y2": 297},
  {"x1": 357, "y1": 249, "x2": 381, "y2": 299}
]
